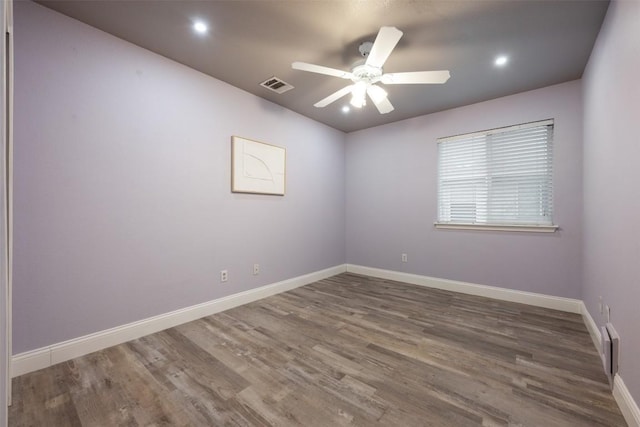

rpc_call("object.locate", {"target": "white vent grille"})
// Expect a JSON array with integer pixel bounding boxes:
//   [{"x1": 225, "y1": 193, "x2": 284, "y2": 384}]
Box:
[{"x1": 260, "y1": 77, "x2": 294, "y2": 94}]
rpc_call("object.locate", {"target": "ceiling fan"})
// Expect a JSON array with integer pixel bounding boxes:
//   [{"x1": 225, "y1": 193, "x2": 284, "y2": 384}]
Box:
[{"x1": 292, "y1": 26, "x2": 450, "y2": 114}]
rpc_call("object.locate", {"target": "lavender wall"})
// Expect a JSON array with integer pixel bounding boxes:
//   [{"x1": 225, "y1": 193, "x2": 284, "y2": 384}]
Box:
[
  {"x1": 582, "y1": 0, "x2": 640, "y2": 404},
  {"x1": 12, "y1": 1, "x2": 345, "y2": 354},
  {"x1": 346, "y1": 81, "x2": 583, "y2": 298}
]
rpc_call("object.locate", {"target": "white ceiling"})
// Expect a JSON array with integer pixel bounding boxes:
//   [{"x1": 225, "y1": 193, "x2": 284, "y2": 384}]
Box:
[{"x1": 36, "y1": 0, "x2": 609, "y2": 133}]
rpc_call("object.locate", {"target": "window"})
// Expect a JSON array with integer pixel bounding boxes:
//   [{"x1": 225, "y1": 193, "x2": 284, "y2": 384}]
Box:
[{"x1": 436, "y1": 119, "x2": 556, "y2": 232}]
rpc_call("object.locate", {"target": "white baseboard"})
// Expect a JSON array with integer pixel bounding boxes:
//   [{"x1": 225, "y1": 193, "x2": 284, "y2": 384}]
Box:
[
  {"x1": 346, "y1": 264, "x2": 582, "y2": 313},
  {"x1": 12, "y1": 264, "x2": 346, "y2": 378},
  {"x1": 11, "y1": 348, "x2": 50, "y2": 378},
  {"x1": 580, "y1": 301, "x2": 602, "y2": 353},
  {"x1": 614, "y1": 375, "x2": 640, "y2": 427}
]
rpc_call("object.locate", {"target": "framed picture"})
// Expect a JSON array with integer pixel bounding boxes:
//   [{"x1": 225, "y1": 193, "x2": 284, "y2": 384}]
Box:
[{"x1": 231, "y1": 136, "x2": 286, "y2": 195}]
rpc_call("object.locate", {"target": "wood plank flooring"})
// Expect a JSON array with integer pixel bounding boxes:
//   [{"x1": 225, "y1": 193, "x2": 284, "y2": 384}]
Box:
[{"x1": 10, "y1": 273, "x2": 627, "y2": 426}]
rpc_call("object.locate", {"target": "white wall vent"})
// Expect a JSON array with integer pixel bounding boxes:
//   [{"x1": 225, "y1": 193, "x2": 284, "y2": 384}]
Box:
[
  {"x1": 601, "y1": 322, "x2": 620, "y2": 388},
  {"x1": 260, "y1": 77, "x2": 294, "y2": 94}
]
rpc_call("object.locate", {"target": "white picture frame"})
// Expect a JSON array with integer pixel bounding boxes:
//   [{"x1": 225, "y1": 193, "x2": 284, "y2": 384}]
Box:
[{"x1": 231, "y1": 136, "x2": 286, "y2": 195}]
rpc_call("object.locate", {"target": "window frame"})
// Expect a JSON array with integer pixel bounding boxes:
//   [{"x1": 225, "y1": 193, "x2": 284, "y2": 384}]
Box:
[{"x1": 435, "y1": 119, "x2": 558, "y2": 233}]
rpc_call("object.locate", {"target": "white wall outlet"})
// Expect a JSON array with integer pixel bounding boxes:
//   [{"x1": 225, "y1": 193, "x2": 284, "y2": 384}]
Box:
[
  {"x1": 220, "y1": 270, "x2": 228, "y2": 282},
  {"x1": 401, "y1": 253, "x2": 408, "y2": 263},
  {"x1": 598, "y1": 296, "x2": 603, "y2": 315},
  {"x1": 253, "y1": 264, "x2": 260, "y2": 275}
]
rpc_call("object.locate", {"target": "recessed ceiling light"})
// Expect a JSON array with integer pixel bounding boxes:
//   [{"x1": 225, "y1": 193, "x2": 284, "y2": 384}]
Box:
[
  {"x1": 342, "y1": 106, "x2": 350, "y2": 114},
  {"x1": 193, "y1": 21, "x2": 208, "y2": 34},
  {"x1": 495, "y1": 55, "x2": 508, "y2": 67}
]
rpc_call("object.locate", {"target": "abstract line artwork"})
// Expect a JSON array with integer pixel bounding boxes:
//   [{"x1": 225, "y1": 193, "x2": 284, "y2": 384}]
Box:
[{"x1": 231, "y1": 136, "x2": 286, "y2": 195}]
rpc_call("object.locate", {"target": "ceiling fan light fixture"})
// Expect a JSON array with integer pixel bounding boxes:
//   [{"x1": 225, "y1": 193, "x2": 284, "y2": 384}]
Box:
[
  {"x1": 367, "y1": 85, "x2": 388, "y2": 103},
  {"x1": 350, "y1": 95, "x2": 366, "y2": 108},
  {"x1": 350, "y1": 81, "x2": 368, "y2": 108}
]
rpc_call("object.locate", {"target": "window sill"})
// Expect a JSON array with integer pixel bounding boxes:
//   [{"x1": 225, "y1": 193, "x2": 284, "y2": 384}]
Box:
[{"x1": 434, "y1": 223, "x2": 558, "y2": 233}]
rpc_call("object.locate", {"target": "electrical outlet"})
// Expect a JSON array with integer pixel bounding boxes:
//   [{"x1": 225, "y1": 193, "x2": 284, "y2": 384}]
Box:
[
  {"x1": 253, "y1": 264, "x2": 260, "y2": 275},
  {"x1": 605, "y1": 304, "x2": 611, "y2": 322},
  {"x1": 401, "y1": 253, "x2": 408, "y2": 263},
  {"x1": 220, "y1": 270, "x2": 228, "y2": 282},
  {"x1": 599, "y1": 296, "x2": 603, "y2": 315}
]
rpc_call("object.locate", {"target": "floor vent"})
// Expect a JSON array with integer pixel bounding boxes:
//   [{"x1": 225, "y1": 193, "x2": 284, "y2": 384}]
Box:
[
  {"x1": 260, "y1": 76, "x2": 294, "y2": 94},
  {"x1": 601, "y1": 322, "x2": 620, "y2": 388}
]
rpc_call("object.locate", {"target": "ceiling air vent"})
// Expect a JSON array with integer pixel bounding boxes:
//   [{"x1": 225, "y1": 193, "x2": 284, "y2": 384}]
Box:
[{"x1": 260, "y1": 76, "x2": 294, "y2": 94}]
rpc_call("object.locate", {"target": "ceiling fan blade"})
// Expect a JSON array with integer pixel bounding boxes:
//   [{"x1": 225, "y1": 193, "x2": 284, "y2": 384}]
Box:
[
  {"x1": 314, "y1": 85, "x2": 354, "y2": 108},
  {"x1": 365, "y1": 26, "x2": 403, "y2": 69},
  {"x1": 292, "y1": 62, "x2": 353, "y2": 79},
  {"x1": 381, "y1": 70, "x2": 451, "y2": 85},
  {"x1": 367, "y1": 85, "x2": 394, "y2": 114}
]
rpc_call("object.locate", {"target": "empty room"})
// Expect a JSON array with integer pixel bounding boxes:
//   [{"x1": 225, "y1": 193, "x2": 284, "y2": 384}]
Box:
[{"x1": 1, "y1": 0, "x2": 639, "y2": 425}]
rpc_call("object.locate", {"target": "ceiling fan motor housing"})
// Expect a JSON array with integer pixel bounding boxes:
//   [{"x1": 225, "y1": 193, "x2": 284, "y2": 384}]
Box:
[
  {"x1": 351, "y1": 64, "x2": 383, "y2": 84},
  {"x1": 358, "y1": 41, "x2": 374, "y2": 57}
]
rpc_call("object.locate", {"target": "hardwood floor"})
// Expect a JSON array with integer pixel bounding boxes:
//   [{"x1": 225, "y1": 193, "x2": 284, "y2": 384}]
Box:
[{"x1": 10, "y1": 273, "x2": 627, "y2": 426}]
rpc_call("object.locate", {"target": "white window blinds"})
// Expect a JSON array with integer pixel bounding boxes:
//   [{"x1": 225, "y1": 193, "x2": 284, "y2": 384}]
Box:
[{"x1": 437, "y1": 120, "x2": 554, "y2": 228}]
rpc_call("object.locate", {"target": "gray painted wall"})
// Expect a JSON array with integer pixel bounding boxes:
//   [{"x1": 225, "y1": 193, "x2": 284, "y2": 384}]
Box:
[
  {"x1": 346, "y1": 81, "x2": 583, "y2": 298},
  {"x1": 583, "y1": 0, "x2": 640, "y2": 404},
  {"x1": 12, "y1": 1, "x2": 345, "y2": 354}
]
